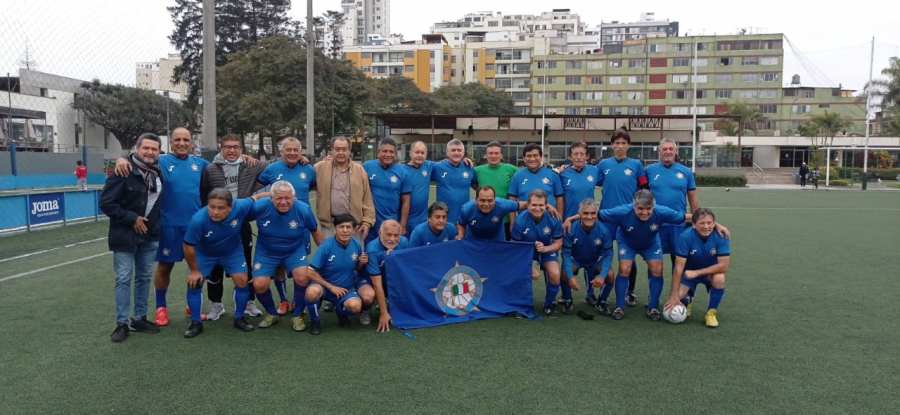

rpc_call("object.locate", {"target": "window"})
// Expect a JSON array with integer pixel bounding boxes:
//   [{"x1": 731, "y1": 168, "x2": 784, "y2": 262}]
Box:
[
  {"x1": 587, "y1": 75, "x2": 602, "y2": 85},
  {"x1": 690, "y1": 107, "x2": 707, "y2": 115},
  {"x1": 609, "y1": 59, "x2": 621, "y2": 68},
  {"x1": 819, "y1": 103, "x2": 830, "y2": 108},
  {"x1": 673, "y1": 58, "x2": 689, "y2": 67},
  {"x1": 628, "y1": 59, "x2": 645, "y2": 68},
  {"x1": 760, "y1": 104, "x2": 777, "y2": 113},
  {"x1": 472, "y1": 65, "x2": 478, "y2": 72},
  {"x1": 609, "y1": 91, "x2": 623, "y2": 100},
  {"x1": 610, "y1": 107, "x2": 623, "y2": 115},
  {"x1": 565, "y1": 92, "x2": 582, "y2": 100},
  {"x1": 760, "y1": 89, "x2": 777, "y2": 98},
  {"x1": 803, "y1": 90, "x2": 815, "y2": 98},
  {"x1": 473, "y1": 50, "x2": 479, "y2": 57},
  {"x1": 405, "y1": 65, "x2": 414, "y2": 72},
  {"x1": 628, "y1": 106, "x2": 645, "y2": 115},
  {"x1": 565, "y1": 61, "x2": 582, "y2": 69},
  {"x1": 430, "y1": 51, "x2": 435, "y2": 58},
  {"x1": 740, "y1": 90, "x2": 757, "y2": 98},
  {"x1": 585, "y1": 107, "x2": 602, "y2": 115},
  {"x1": 486, "y1": 64, "x2": 494, "y2": 71},
  {"x1": 757, "y1": 120, "x2": 776, "y2": 130},
  {"x1": 537, "y1": 61, "x2": 557, "y2": 69},
  {"x1": 361, "y1": 66, "x2": 371, "y2": 72},
  {"x1": 695, "y1": 90, "x2": 708, "y2": 99},
  {"x1": 742, "y1": 56, "x2": 760, "y2": 66},
  {"x1": 693, "y1": 74, "x2": 708, "y2": 83},
  {"x1": 672, "y1": 90, "x2": 689, "y2": 99},
  {"x1": 715, "y1": 90, "x2": 732, "y2": 99},
  {"x1": 609, "y1": 76, "x2": 622, "y2": 84},
  {"x1": 451, "y1": 69, "x2": 456, "y2": 76},
  {"x1": 760, "y1": 56, "x2": 778, "y2": 65},
  {"x1": 443, "y1": 53, "x2": 449, "y2": 61},
  {"x1": 673, "y1": 43, "x2": 691, "y2": 51},
  {"x1": 718, "y1": 57, "x2": 732, "y2": 66},
  {"x1": 587, "y1": 60, "x2": 603, "y2": 69},
  {"x1": 565, "y1": 76, "x2": 581, "y2": 85},
  {"x1": 362, "y1": 52, "x2": 372, "y2": 59},
  {"x1": 716, "y1": 74, "x2": 733, "y2": 83},
  {"x1": 624, "y1": 45, "x2": 646, "y2": 54},
  {"x1": 495, "y1": 78, "x2": 511, "y2": 88},
  {"x1": 672, "y1": 74, "x2": 689, "y2": 83},
  {"x1": 648, "y1": 44, "x2": 666, "y2": 52},
  {"x1": 534, "y1": 92, "x2": 558, "y2": 100},
  {"x1": 627, "y1": 75, "x2": 645, "y2": 84},
  {"x1": 741, "y1": 73, "x2": 758, "y2": 82},
  {"x1": 627, "y1": 91, "x2": 643, "y2": 100},
  {"x1": 489, "y1": 21, "x2": 498, "y2": 27},
  {"x1": 585, "y1": 92, "x2": 603, "y2": 100},
  {"x1": 671, "y1": 107, "x2": 689, "y2": 115},
  {"x1": 537, "y1": 76, "x2": 557, "y2": 84},
  {"x1": 763, "y1": 73, "x2": 778, "y2": 82},
  {"x1": 693, "y1": 58, "x2": 708, "y2": 67}
]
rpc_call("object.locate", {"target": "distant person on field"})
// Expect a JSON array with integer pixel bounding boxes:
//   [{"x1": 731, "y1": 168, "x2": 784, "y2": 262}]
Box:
[
  {"x1": 99, "y1": 133, "x2": 164, "y2": 343},
  {"x1": 810, "y1": 166, "x2": 820, "y2": 189},
  {"x1": 74, "y1": 160, "x2": 88, "y2": 191},
  {"x1": 799, "y1": 162, "x2": 809, "y2": 189}
]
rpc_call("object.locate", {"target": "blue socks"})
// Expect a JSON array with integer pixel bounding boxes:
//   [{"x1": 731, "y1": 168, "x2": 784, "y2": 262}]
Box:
[
  {"x1": 155, "y1": 288, "x2": 167, "y2": 308},
  {"x1": 544, "y1": 283, "x2": 560, "y2": 308},
  {"x1": 233, "y1": 285, "x2": 250, "y2": 319},
  {"x1": 275, "y1": 279, "x2": 288, "y2": 302},
  {"x1": 584, "y1": 273, "x2": 595, "y2": 298},
  {"x1": 257, "y1": 289, "x2": 278, "y2": 315},
  {"x1": 292, "y1": 283, "x2": 307, "y2": 318},
  {"x1": 560, "y1": 280, "x2": 573, "y2": 302},
  {"x1": 186, "y1": 287, "x2": 203, "y2": 322},
  {"x1": 709, "y1": 287, "x2": 725, "y2": 310},
  {"x1": 615, "y1": 274, "x2": 629, "y2": 308},
  {"x1": 647, "y1": 273, "x2": 664, "y2": 309},
  {"x1": 307, "y1": 299, "x2": 321, "y2": 322}
]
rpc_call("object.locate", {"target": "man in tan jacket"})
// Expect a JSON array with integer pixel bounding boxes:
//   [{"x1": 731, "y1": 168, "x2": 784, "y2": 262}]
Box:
[{"x1": 314, "y1": 136, "x2": 375, "y2": 242}]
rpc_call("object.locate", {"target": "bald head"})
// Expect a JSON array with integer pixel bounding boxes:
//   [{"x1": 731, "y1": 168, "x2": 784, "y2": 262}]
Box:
[
  {"x1": 379, "y1": 219, "x2": 402, "y2": 249},
  {"x1": 408, "y1": 141, "x2": 428, "y2": 167},
  {"x1": 170, "y1": 127, "x2": 194, "y2": 157}
]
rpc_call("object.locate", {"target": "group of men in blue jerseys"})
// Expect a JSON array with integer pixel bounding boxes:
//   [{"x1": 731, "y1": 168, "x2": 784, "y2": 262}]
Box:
[{"x1": 100, "y1": 128, "x2": 730, "y2": 343}]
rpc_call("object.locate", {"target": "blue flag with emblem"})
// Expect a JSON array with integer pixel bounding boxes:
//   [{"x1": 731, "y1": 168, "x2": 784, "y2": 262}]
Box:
[{"x1": 385, "y1": 239, "x2": 536, "y2": 329}]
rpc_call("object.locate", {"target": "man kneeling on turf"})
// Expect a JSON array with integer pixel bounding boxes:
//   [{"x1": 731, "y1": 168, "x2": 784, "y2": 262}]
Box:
[
  {"x1": 364, "y1": 219, "x2": 409, "y2": 332},
  {"x1": 664, "y1": 208, "x2": 729, "y2": 328},
  {"x1": 183, "y1": 188, "x2": 263, "y2": 337},
  {"x1": 305, "y1": 214, "x2": 372, "y2": 335}
]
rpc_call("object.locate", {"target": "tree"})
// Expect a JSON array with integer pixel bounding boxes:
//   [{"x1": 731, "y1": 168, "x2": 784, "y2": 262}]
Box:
[
  {"x1": 72, "y1": 80, "x2": 197, "y2": 152},
  {"x1": 19, "y1": 40, "x2": 38, "y2": 71},
  {"x1": 719, "y1": 102, "x2": 766, "y2": 165},
  {"x1": 717, "y1": 120, "x2": 739, "y2": 136},
  {"x1": 168, "y1": 0, "x2": 301, "y2": 108},
  {"x1": 315, "y1": 10, "x2": 346, "y2": 60},
  {"x1": 864, "y1": 56, "x2": 900, "y2": 110},
  {"x1": 367, "y1": 76, "x2": 436, "y2": 114},
  {"x1": 807, "y1": 110, "x2": 854, "y2": 148},
  {"x1": 432, "y1": 83, "x2": 516, "y2": 114}
]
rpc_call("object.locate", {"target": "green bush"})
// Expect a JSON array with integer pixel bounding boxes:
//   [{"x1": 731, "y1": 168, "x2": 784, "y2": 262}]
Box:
[
  {"x1": 836, "y1": 167, "x2": 900, "y2": 180},
  {"x1": 695, "y1": 174, "x2": 747, "y2": 187},
  {"x1": 828, "y1": 179, "x2": 850, "y2": 187}
]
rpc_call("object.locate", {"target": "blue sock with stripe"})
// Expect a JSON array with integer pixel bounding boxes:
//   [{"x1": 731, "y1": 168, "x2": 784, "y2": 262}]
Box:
[
  {"x1": 186, "y1": 287, "x2": 203, "y2": 322},
  {"x1": 599, "y1": 282, "x2": 614, "y2": 303},
  {"x1": 292, "y1": 283, "x2": 307, "y2": 318},
  {"x1": 307, "y1": 299, "x2": 321, "y2": 322},
  {"x1": 233, "y1": 285, "x2": 249, "y2": 319},
  {"x1": 275, "y1": 279, "x2": 288, "y2": 302}
]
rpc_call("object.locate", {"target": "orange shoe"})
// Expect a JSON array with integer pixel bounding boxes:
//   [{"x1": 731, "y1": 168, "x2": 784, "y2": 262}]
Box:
[
  {"x1": 289, "y1": 301, "x2": 296, "y2": 312},
  {"x1": 277, "y1": 300, "x2": 289, "y2": 316},
  {"x1": 156, "y1": 307, "x2": 169, "y2": 326},
  {"x1": 184, "y1": 306, "x2": 208, "y2": 321}
]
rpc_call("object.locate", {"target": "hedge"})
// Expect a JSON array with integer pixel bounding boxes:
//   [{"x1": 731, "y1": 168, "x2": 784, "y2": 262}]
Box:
[
  {"x1": 828, "y1": 179, "x2": 850, "y2": 187},
  {"x1": 835, "y1": 167, "x2": 900, "y2": 180},
  {"x1": 695, "y1": 174, "x2": 747, "y2": 187}
]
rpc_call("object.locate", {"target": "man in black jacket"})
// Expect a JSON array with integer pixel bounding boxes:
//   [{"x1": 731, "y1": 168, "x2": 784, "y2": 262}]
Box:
[
  {"x1": 799, "y1": 162, "x2": 809, "y2": 189},
  {"x1": 99, "y1": 133, "x2": 164, "y2": 343}
]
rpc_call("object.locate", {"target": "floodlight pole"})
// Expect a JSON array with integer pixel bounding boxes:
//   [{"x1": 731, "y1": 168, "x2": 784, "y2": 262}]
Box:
[
  {"x1": 540, "y1": 40, "x2": 547, "y2": 161},
  {"x1": 306, "y1": 0, "x2": 316, "y2": 162},
  {"x1": 201, "y1": 0, "x2": 217, "y2": 151},
  {"x1": 691, "y1": 40, "x2": 698, "y2": 172},
  {"x1": 862, "y1": 37, "x2": 874, "y2": 177}
]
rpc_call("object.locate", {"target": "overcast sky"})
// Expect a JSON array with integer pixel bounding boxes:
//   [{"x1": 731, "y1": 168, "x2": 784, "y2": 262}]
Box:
[{"x1": 1, "y1": 0, "x2": 897, "y2": 93}]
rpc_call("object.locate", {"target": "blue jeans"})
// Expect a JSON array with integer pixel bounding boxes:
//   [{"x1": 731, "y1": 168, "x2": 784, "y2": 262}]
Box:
[{"x1": 113, "y1": 238, "x2": 158, "y2": 324}]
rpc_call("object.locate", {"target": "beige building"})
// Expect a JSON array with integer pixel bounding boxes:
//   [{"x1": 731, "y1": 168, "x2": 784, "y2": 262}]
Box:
[{"x1": 135, "y1": 53, "x2": 188, "y2": 100}]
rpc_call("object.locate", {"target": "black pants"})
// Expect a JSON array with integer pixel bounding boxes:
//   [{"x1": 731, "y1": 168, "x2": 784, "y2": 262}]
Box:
[
  {"x1": 208, "y1": 222, "x2": 254, "y2": 303},
  {"x1": 800, "y1": 176, "x2": 807, "y2": 187}
]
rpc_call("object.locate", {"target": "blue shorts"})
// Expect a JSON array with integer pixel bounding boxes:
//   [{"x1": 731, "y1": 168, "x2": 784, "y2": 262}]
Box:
[
  {"x1": 251, "y1": 249, "x2": 309, "y2": 277},
  {"x1": 659, "y1": 224, "x2": 691, "y2": 255},
  {"x1": 196, "y1": 247, "x2": 248, "y2": 277},
  {"x1": 311, "y1": 283, "x2": 362, "y2": 313},
  {"x1": 156, "y1": 226, "x2": 187, "y2": 262},
  {"x1": 571, "y1": 258, "x2": 604, "y2": 279},
  {"x1": 533, "y1": 250, "x2": 559, "y2": 266},
  {"x1": 616, "y1": 236, "x2": 663, "y2": 261},
  {"x1": 300, "y1": 232, "x2": 311, "y2": 255},
  {"x1": 680, "y1": 274, "x2": 711, "y2": 292}
]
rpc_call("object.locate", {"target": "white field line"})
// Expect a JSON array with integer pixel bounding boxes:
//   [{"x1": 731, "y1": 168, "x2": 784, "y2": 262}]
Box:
[
  {"x1": 0, "y1": 237, "x2": 108, "y2": 263},
  {"x1": 0, "y1": 252, "x2": 111, "y2": 282}
]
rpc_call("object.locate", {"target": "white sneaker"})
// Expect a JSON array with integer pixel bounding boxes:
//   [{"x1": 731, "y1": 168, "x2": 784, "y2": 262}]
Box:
[
  {"x1": 359, "y1": 309, "x2": 371, "y2": 325},
  {"x1": 207, "y1": 302, "x2": 226, "y2": 321},
  {"x1": 245, "y1": 301, "x2": 263, "y2": 317}
]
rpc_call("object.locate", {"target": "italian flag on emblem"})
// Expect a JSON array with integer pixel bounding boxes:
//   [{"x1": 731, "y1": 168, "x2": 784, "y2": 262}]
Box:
[{"x1": 452, "y1": 282, "x2": 470, "y2": 296}]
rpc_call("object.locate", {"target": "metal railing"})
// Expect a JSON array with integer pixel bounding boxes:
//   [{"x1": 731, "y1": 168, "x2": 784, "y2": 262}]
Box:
[{"x1": 752, "y1": 162, "x2": 764, "y2": 184}]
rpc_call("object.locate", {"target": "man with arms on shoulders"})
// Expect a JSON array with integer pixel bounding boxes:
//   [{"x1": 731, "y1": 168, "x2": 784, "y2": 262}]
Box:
[
  {"x1": 508, "y1": 143, "x2": 564, "y2": 226},
  {"x1": 409, "y1": 202, "x2": 457, "y2": 247},
  {"x1": 474, "y1": 141, "x2": 519, "y2": 240},
  {"x1": 361, "y1": 138, "x2": 411, "y2": 242},
  {"x1": 432, "y1": 139, "x2": 478, "y2": 227},
  {"x1": 403, "y1": 141, "x2": 434, "y2": 238},
  {"x1": 457, "y1": 185, "x2": 541, "y2": 241}
]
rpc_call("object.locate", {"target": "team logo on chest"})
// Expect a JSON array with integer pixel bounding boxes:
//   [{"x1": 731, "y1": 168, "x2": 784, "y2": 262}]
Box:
[
  {"x1": 351, "y1": 253, "x2": 359, "y2": 262},
  {"x1": 230, "y1": 219, "x2": 238, "y2": 227},
  {"x1": 422, "y1": 170, "x2": 428, "y2": 177},
  {"x1": 587, "y1": 175, "x2": 595, "y2": 182},
  {"x1": 463, "y1": 171, "x2": 470, "y2": 178},
  {"x1": 542, "y1": 226, "x2": 551, "y2": 235},
  {"x1": 390, "y1": 175, "x2": 398, "y2": 183},
  {"x1": 191, "y1": 163, "x2": 199, "y2": 171},
  {"x1": 624, "y1": 168, "x2": 633, "y2": 176},
  {"x1": 289, "y1": 220, "x2": 299, "y2": 229},
  {"x1": 710, "y1": 248, "x2": 717, "y2": 255},
  {"x1": 541, "y1": 177, "x2": 550, "y2": 184},
  {"x1": 300, "y1": 172, "x2": 307, "y2": 180},
  {"x1": 676, "y1": 172, "x2": 685, "y2": 179},
  {"x1": 491, "y1": 216, "x2": 500, "y2": 223},
  {"x1": 432, "y1": 261, "x2": 488, "y2": 316},
  {"x1": 650, "y1": 224, "x2": 658, "y2": 231},
  {"x1": 594, "y1": 238, "x2": 601, "y2": 246}
]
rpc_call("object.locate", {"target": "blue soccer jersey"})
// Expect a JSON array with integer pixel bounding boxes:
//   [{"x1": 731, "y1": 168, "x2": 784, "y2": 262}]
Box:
[
  {"x1": 365, "y1": 236, "x2": 409, "y2": 277},
  {"x1": 458, "y1": 198, "x2": 520, "y2": 241},
  {"x1": 597, "y1": 157, "x2": 645, "y2": 210},
  {"x1": 257, "y1": 160, "x2": 317, "y2": 205},
  {"x1": 599, "y1": 204, "x2": 685, "y2": 250},
  {"x1": 508, "y1": 166, "x2": 564, "y2": 212},
  {"x1": 408, "y1": 221, "x2": 457, "y2": 247},
  {"x1": 432, "y1": 160, "x2": 477, "y2": 225},
  {"x1": 248, "y1": 198, "x2": 318, "y2": 256},
  {"x1": 675, "y1": 227, "x2": 731, "y2": 271},
  {"x1": 158, "y1": 154, "x2": 209, "y2": 226},
  {"x1": 309, "y1": 236, "x2": 363, "y2": 289},
  {"x1": 562, "y1": 220, "x2": 614, "y2": 278},
  {"x1": 184, "y1": 198, "x2": 254, "y2": 258},
  {"x1": 560, "y1": 164, "x2": 603, "y2": 219},
  {"x1": 363, "y1": 160, "x2": 412, "y2": 225},
  {"x1": 403, "y1": 160, "x2": 435, "y2": 225},
  {"x1": 511, "y1": 211, "x2": 563, "y2": 246},
  {"x1": 646, "y1": 162, "x2": 695, "y2": 219}
]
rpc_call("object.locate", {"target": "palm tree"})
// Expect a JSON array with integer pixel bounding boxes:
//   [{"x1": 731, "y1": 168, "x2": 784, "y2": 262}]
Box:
[
  {"x1": 807, "y1": 110, "x2": 854, "y2": 148},
  {"x1": 864, "y1": 56, "x2": 900, "y2": 110},
  {"x1": 720, "y1": 102, "x2": 767, "y2": 166}
]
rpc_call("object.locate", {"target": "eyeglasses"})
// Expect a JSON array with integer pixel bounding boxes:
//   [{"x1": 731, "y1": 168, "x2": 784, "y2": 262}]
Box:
[{"x1": 222, "y1": 145, "x2": 242, "y2": 151}]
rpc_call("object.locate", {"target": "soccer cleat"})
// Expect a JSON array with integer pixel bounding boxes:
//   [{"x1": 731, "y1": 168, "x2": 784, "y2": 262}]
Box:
[
  {"x1": 705, "y1": 309, "x2": 719, "y2": 328},
  {"x1": 612, "y1": 307, "x2": 625, "y2": 320},
  {"x1": 323, "y1": 302, "x2": 335, "y2": 312},
  {"x1": 155, "y1": 307, "x2": 169, "y2": 326},
  {"x1": 184, "y1": 307, "x2": 208, "y2": 321},
  {"x1": 309, "y1": 320, "x2": 322, "y2": 335},
  {"x1": 130, "y1": 317, "x2": 160, "y2": 333},
  {"x1": 183, "y1": 321, "x2": 204, "y2": 338},
  {"x1": 259, "y1": 315, "x2": 279, "y2": 328},
  {"x1": 277, "y1": 301, "x2": 289, "y2": 316},
  {"x1": 338, "y1": 314, "x2": 351, "y2": 328},
  {"x1": 685, "y1": 301, "x2": 693, "y2": 317},
  {"x1": 543, "y1": 305, "x2": 559, "y2": 319},
  {"x1": 646, "y1": 308, "x2": 661, "y2": 322},
  {"x1": 233, "y1": 317, "x2": 254, "y2": 332},
  {"x1": 626, "y1": 293, "x2": 637, "y2": 307},
  {"x1": 359, "y1": 309, "x2": 372, "y2": 325},
  {"x1": 561, "y1": 300, "x2": 574, "y2": 315},
  {"x1": 291, "y1": 316, "x2": 307, "y2": 332},
  {"x1": 207, "y1": 302, "x2": 226, "y2": 321},
  {"x1": 596, "y1": 302, "x2": 612, "y2": 317},
  {"x1": 289, "y1": 301, "x2": 296, "y2": 312},
  {"x1": 584, "y1": 295, "x2": 598, "y2": 307},
  {"x1": 245, "y1": 301, "x2": 263, "y2": 317},
  {"x1": 110, "y1": 323, "x2": 129, "y2": 343}
]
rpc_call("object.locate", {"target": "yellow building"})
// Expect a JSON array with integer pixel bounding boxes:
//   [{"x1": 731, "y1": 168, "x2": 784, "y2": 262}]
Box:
[{"x1": 344, "y1": 34, "x2": 452, "y2": 92}]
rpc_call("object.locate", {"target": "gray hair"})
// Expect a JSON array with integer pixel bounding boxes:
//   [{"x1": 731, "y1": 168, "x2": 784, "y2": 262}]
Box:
[
  {"x1": 207, "y1": 188, "x2": 234, "y2": 206},
  {"x1": 279, "y1": 136, "x2": 302, "y2": 151},
  {"x1": 633, "y1": 189, "x2": 655, "y2": 206},
  {"x1": 578, "y1": 198, "x2": 599, "y2": 213},
  {"x1": 691, "y1": 207, "x2": 716, "y2": 223},
  {"x1": 447, "y1": 138, "x2": 465, "y2": 150},
  {"x1": 270, "y1": 180, "x2": 296, "y2": 198},
  {"x1": 379, "y1": 219, "x2": 401, "y2": 234},
  {"x1": 659, "y1": 137, "x2": 677, "y2": 147},
  {"x1": 331, "y1": 136, "x2": 351, "y2": 148},
  {"x1": 527, "y1": 188, "x2": 548, "y2": 203},
  {"x1": 410, "y1": 140, "x2": 427, "y2": 151}
]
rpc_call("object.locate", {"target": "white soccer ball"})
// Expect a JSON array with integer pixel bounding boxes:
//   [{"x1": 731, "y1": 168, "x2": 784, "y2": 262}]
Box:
[{"x1": 663, "y1": 304, "x2": 687, "y2": 324}]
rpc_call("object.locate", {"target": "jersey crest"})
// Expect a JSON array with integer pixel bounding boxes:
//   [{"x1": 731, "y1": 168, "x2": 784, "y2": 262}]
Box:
[
  {"x1": 230, "y1": 219, "x2": 238, "y2": 227},
  {"x1": 463, "y1": 171, "x2": 470, "y2": 178},
  {"x1": 390, "y1": 175, "x2": 398, "y2": 183},
  {"x1": 491, "y1": 216, "x2": 500, "y2": 223},
  {"x1": 619, "y1": 248, "x2": 627, "y2": 255},
  {"x1": 594, "y1": 238, "x2": 601, "y2": 245},
  {"x1": 587, "y1": 175, "x2": 595, "y2": 182},
  {"x1": 289, "y1": 220, "x2": 299, "y2": 229},
  {"x1": 191, "y1": 163, "x2": 199, "y2": 171},
  {"x1": 542, "y1": 226, "x2": 551, "y2": 235},
  {"x1": 710, "y1": 248, "x2": 717, "y2": 255},
  {"x1": 676, "y1": 172, "x2": 685, "y2": 179},
  {"x1": 162, "y1": 248, "x2": 171, "y2": 256},
  {"x1": 432, "y1": 261, "x2": 488, "y2": 316},
  {"x1": 253, "y1": 262, "x2": 261, "y2": 270},
  {"x1": 650, "y1": 224, "x2": 658, "y2": 231},
  {"x1": 351, "y1": 253, "x2": 359, "y2": 262},
  {"x1": 541, "y1": 177, "x2": 550, "y2": 184},
  {"x1": 624, "y1": 168, "x2": 633, "y2": 176},
  {"x1": 300, "y1": 172, "x2": 307, "y2": 180},
  {"x1": 422, "y1": 170, "x2": 428, "y2": 177}
]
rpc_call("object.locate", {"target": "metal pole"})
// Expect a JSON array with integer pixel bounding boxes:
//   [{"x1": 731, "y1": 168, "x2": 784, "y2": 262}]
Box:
[
  {"x1": 863, "y1": 37, "x2": 874, "y2": 175},
  {"x1": 825, "y1": 147, "x2": 831, "y2": 187},
  {"x1": 306, "y1": 0, "x2": 316, "y2": 163},
  {"x1": 201, "y1": 0, "x2": 217, "y2": 151},
  {"x1": 540, "y1": 46, "x2": 547, "y2": 158},
  {"x1": 165, "y1": 91, "x2": 170, "y2": 140},
  {"x1": 691, "y1": 40, "x2": 698, "y2": 172},
  {"x1": 7, "y1": 73, "x2": 12, "y2": 146}
]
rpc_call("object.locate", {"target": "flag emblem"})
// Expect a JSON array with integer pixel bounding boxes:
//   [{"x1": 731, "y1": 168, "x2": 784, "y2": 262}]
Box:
[{"x1": 432, "y1": 262, "x2": 487, "y2": 316}]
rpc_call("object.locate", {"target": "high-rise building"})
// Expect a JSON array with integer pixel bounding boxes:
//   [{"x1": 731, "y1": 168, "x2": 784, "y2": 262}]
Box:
[
  {"x1": 135, "y1": 54, "x2": 187, "y2": 100},
  {"x1": 343, "y1": 34, "x2": 451, "y2": 92},
  {"x1": 600, "y1": 13, "x2": 679, "y2": 46},
  {"x1": 341, "y1": 0, "x2": 391, "y2": 46}
]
